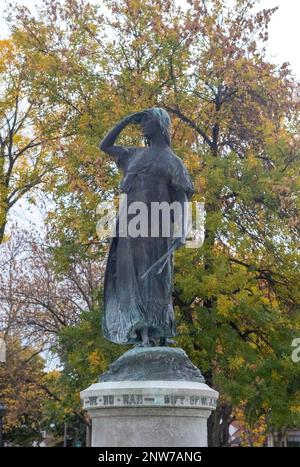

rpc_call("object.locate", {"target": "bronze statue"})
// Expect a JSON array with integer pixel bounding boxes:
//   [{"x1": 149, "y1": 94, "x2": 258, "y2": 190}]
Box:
[{"x1": 99, "y1": 108, "x2": 194, "y2": 347}]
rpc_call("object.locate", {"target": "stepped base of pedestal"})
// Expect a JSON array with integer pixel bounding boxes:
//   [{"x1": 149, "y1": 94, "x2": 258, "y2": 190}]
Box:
[{"x1": 81, "y1": 380, "x2": 218, "y2": 447}]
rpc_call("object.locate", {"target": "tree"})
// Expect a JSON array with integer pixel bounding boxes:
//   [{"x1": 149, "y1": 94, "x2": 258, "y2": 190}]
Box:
[
  {"x1": 5, "y1": 0, "x2": 300, "y2": 445},
  {"x1": 0, "y1": 36, "x2": 73, "y2": 244},
  {"x1": 231, "y1": 404, "x2": 267, "y2": 447},
  {"x1": 41, "y1": 307, "x2": 125, "y2": 446},
  {"x1": 0, "y1": 229, "x2": 120, "y2": 445},
  {"x1": 0, "y1": 337, "x2": 47, "y2": 446},
  {"x1": 0, "y1": 225, "x2": 109, "y2": 347}
]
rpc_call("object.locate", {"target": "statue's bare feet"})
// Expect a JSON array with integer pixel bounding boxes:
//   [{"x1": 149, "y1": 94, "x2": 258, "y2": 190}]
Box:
[
  {"x1": 135, "y1": 342, "x2": 151, "y2": 348},
  {"x1": 159, "y1": 337, "x2": 176, "y2": 346},
  {"x1": 134, "y1": 327, "x2": 152, "y2": 347}
]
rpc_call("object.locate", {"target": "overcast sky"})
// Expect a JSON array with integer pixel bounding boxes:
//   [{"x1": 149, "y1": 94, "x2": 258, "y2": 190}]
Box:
[{"x1": 0, "y1": 0, "x2": 299, "y2": 79}]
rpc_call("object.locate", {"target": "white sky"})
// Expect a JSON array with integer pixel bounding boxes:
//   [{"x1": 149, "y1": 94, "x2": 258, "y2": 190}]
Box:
[{"x1": 0, "y1": 0, "x2": 299, "y2": 79}]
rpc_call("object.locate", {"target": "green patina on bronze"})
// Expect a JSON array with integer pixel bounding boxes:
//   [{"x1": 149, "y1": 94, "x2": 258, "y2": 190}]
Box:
[{"x1": 99, "y1": 108, "x2": 194, "y2": 347}]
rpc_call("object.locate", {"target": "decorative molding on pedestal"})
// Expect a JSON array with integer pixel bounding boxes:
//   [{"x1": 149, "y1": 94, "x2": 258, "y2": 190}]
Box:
[
  {"x1": 82, "y1": 380, "x2": 217, "y2": 411},
  {"x1": 81, "y1": 348, "x2": 219, "y2": 447}
]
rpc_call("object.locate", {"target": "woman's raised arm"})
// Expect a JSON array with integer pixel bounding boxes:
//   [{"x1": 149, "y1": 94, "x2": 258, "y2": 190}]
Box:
[
  {"x1": 99, "y1": 111, "x2": 146, "y2": 157},
  {"x1": 99, "y1": 116, "x2": 131, "y2": 156}
]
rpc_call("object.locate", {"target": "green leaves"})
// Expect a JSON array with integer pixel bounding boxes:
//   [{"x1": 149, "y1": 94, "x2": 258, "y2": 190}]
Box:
[{"x1": 1, "y1": 0, "x2": 299, "y2": 445}]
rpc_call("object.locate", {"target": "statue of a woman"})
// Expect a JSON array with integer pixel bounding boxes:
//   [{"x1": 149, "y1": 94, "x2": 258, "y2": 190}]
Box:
[{"x1": 99, "y1": 108, "x2": 194, "y2": 347}]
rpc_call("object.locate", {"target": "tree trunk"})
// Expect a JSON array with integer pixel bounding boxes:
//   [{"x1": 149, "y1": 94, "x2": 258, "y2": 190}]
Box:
[
  {"x1": 85, "y1": 421, "x2": 92, "y2": 447},
  {"x1": 0, "y1": 221, "x2": 6, "y2": 244},
  {"x1": 207, "y1": 402, "x2": 232, "y2": 447}
]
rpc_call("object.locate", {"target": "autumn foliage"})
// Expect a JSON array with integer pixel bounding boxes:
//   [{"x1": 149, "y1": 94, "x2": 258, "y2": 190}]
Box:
[{"x1": 0, "y1": 0, "x2": 300, "y2": 446}]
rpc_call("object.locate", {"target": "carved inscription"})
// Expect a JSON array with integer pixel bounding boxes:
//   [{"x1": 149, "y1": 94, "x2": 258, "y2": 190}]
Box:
[{"x1": 84, "y1": 393, "x2": 217, "y2": 409}]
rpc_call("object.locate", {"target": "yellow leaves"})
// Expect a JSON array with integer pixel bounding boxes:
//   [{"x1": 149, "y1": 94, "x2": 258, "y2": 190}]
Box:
[
  {"x1": 261, "y1": 400, "x2": 270, "y2": 411},
  {"x1": 0, "y1": 36, "x2": 65, "y2": 243},
  {"x1": 85, "y1": 22, "x2": 98, "y2": 35},
  {"x1": 78, "y1": 113, "x2": 95, "y2": 133},
  {"x1": 0, "y1": 187, "x2": 9, "y2": 226},
  {"x1": 63, "y1": 405, "x2": 77, "y2": 416},
  {"x1": 45, "y1": 369, "x2": 61, "y2": 381},
  {"x1": 201, "y1": 273, "x2": 219, "y2": 297},
  {"x1": 229, "y1": 355, "x2": 245, "y2": 371},
  {"x1": 261, "y1": 118, "x2": 278, "y2": 145},
  {"x1": 0, "y1": 39, "x2": 13, "y2": 51},
  {"x1": 289, "y1": 391, "x2": 300, "y2": 414},
  {"x1": 217, "y1": 294, "x2": 232, "y2": 317},
  {"x1": 271, "y1": 370, "x2": 281, "y2": 381},
  {"x1": 233, "y1": 405, "x2": 267, "y2": 447},
  {"x1": 0, "y1": 232, "x2": 10, "y2": 243},
  {"x1": 246, "y1": 153, "x2": 259, "y2": 169},
  {"x1": 69, "y1": 177, "x2": 89, "y2": 193},
  {"x1": 215, "y1": 342, "x2": 224, "y2": 355},
  {"x1": 290, "y1": 405, "x2": 300, "y2": 414},
  {"x1": 0, "y1": 39, "x2": 15, "y2": 71},
  {"x1": 177, "y1": 322, "x2": 189, "y2": 335},
  {"x1": 184, "y1": 152, "x2": 202, "y2": 174},
  {"x1": 0, "y1": 338, "x2": 46, "y2": 435},
  {"x1": 35, "y1": 53, "x2": 56, "y2": 73},
  {"x1": 88, "y1": 350, "x2": 106, "y2": 372},
  {"x1": 194, "y1": 174, "x2": 206, "y2": 195}
]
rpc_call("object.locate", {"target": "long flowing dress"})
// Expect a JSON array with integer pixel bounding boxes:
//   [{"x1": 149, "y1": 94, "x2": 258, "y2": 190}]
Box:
[{"x1": 102, "y1": 146, "x2": 194, "y2": 344}]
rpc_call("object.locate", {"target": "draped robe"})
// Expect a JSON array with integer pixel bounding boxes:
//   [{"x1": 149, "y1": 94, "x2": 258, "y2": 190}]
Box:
[{"x1": 102, "y1": 146, "x2": 194, "y2": 344}]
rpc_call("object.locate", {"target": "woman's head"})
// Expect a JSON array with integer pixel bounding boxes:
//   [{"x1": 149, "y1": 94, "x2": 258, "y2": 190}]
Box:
[{"x1": 140, "y1": 107, "x2": 171, "y2": 146}]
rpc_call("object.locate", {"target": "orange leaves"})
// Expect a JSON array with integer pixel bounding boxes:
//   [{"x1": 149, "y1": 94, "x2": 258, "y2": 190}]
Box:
[
  {"x1": 0, "y1": 39, "x2": 16, "y2": 72},
  {"x1": 0, "y1": 338, "x2": 46, "y2": 436},
  {"x1": 233, "y1": 405, "x2": 267, "y2": 447}
]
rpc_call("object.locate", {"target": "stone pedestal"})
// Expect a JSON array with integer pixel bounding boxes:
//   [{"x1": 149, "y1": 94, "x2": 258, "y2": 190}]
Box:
[{"x1": 81, "y1": 348, "x2": 218, "y2": 447}]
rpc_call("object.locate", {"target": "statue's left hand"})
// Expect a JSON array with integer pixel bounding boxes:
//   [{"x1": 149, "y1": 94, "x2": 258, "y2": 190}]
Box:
[{"x1": 127, "y1": 111, "x2": 147, "y2": 125}]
